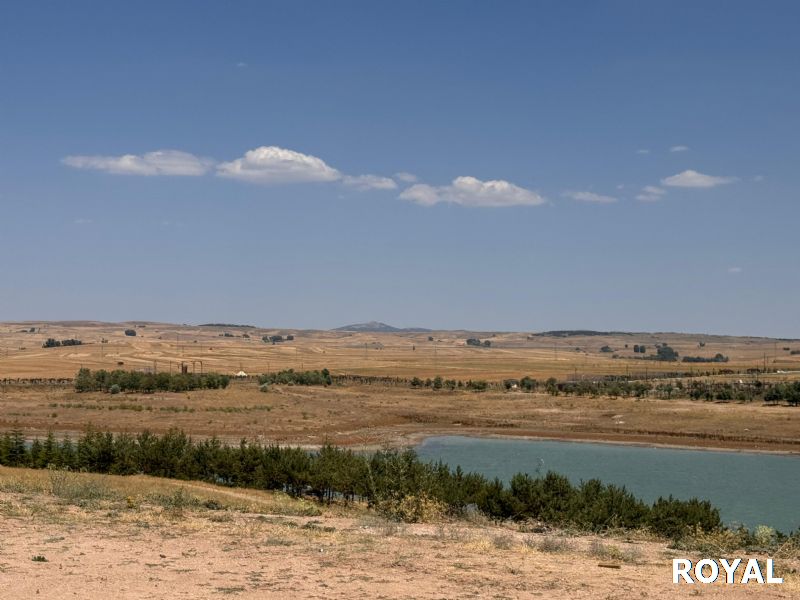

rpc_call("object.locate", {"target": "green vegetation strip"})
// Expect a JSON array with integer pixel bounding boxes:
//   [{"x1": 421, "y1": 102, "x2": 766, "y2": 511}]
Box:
[{"x1": 0, "y1": 428, "x2": 742, "y2": 541}]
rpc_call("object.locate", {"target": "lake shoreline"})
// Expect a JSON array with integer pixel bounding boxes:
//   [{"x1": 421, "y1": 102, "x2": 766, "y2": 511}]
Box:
[
  {"x1": 12, "y1": 424, "x2": 800, "y2": 456},
  {"x1": 391, "y1": 428, "x2": 800, "y2": 456}
]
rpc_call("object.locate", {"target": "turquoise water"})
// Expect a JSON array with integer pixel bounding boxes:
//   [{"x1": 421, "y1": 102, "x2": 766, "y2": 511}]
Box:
[{"x1": 416, "y1": 436, "x2": 800, "y2": 532}]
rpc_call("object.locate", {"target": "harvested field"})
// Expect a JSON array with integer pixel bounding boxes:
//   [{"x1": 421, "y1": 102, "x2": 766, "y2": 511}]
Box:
[
  {"x1": 1, "y1": 381, "x2": 798, "y2": 452},
  {"x1": 2, "y1": 321, "x2": 799, "y2": 381}
]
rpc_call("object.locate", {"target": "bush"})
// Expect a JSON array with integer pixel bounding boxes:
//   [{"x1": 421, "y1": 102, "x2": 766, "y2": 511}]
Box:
[
  {"x1": 109, "y1": 384, "x2": 121, "y2": 395},
  {"x1": 379, "y1": 493, "x2": 447, "y2": 523}
]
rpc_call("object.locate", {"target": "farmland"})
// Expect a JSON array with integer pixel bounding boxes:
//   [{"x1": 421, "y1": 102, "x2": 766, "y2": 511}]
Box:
[{"x1": 1, "y1": 321, "x2": 799, "y2": 453}]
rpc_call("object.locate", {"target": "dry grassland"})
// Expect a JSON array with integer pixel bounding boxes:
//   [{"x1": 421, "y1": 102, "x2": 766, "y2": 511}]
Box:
[
  {"x1": 2, "y1": 321, "x2": 799, "y2": 381},
  {"x1": 1, "y1": 381, "x2": 798, "y2": 452},
  {"x1": 1, "y1": 321, "x2": 798, "y2": 452}
]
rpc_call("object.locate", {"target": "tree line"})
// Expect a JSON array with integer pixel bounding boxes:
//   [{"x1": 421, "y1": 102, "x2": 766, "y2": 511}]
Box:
[
  {"x1": 42, "y1": 338, "x2": 83, "y2": 348},
  {"x1": 258, "y1": 368, "x2": 332, "y2": 386},
  {"x1": 0, "y1": 428, "x2": 727, "y2": 539},
  {"x1": 72, "y1": 367, "x2": 798, "y2": 405},
  {"x1": 74, "y1": 368, "x2": 230, "y2": 393}
]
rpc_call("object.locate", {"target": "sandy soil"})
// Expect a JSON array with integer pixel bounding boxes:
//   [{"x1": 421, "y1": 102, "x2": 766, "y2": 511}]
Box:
[{"x1": 1, "y1": 467, "x2": 796, "y2": 599}]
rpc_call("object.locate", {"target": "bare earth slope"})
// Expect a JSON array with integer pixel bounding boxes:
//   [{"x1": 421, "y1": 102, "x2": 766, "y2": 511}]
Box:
[{"x1": 1, "y1": 467, "x2": 796, "y2": 599}]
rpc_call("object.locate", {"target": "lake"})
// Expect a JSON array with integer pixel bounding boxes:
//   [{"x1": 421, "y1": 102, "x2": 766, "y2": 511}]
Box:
[{"x1": 416, "y1": 436, "x2": 799, "y2": 532}]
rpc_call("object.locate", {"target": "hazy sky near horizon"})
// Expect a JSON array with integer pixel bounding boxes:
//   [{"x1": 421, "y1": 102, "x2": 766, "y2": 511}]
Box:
[{"x1": 1, "y1": 2, "x2": 798, "y2": 336}]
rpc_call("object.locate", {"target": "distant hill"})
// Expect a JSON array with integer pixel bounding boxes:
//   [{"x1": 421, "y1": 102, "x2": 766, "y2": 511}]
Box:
[
  {"x1": 334, "y1": 321, "x2": 431, "y2": 333},
  {"x1": 537, "y1": 330, "x2": 634, "y2": 338}
]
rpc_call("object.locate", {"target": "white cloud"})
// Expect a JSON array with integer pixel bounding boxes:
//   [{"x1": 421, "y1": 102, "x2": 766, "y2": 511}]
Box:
[
  {"x1": 635, "y1": 185, "x2": 667, "y2": 202},
  {"x1": 399, "y1": 184, "x2": 441, "y2": 206},
  {"x1": 62, "y1": 150, "x2": 213, "y2": 176},
  {"x1": 636, "y1": 149, "x2": 650, "y2": 155},
  {"x1": 73, "y1": 218, "x2": 93, "y2": 225},
  {"x1": 394, "y1": 172, "x2": 418, "y2": 183},
  {"x1": 752, "y1": 175, "x2": 764, "y2": 182},
  {"x1": 669, "y1": 145, "x2": 690, "y2": 152},
  {"x1": 342, "y1": 174, "x2": 398, "y2": 191},
  {"x1": 661, "y1": 169, "x2": 738, "y2": 188},
  {"x1": 216, "y1": 146, "x2": 341, "y2": 184},
  {"x1": 236, "y1": 62, "x2": 247, "y2": 68},
  {"x1": 399, "y1": 176, "x2": 545, "y2": 208},
  {"x1": 563, "y1": 191, "x2": 617, "y2": 204},
  {"x1": 728, "y1": 266, "x2": 742, "y2": 274}
]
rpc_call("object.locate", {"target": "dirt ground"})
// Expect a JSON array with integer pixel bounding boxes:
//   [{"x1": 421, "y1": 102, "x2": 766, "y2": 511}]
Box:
[
  {"x1": 1, "y1": 381, "x2": 798, "y2": 453},
  {"x1": 1, "y1": 467, "x2": 796, "y2": 599}
]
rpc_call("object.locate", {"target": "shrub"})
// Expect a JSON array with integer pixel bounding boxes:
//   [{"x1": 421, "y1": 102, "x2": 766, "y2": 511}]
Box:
[
  {"x1": 536, "y1": 536, "x2": 574, "y2": 553},
  {"x1": 109, "y1": 384, "x2": 121, "y2": 395},
  {"x1": 379, "y1": 493, "x2": 447, "y2": 523}
]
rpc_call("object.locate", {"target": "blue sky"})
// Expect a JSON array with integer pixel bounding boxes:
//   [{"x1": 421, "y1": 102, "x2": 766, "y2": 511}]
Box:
[{"x1": 1, "y1": 1, "x2": 798, "y2": 336}]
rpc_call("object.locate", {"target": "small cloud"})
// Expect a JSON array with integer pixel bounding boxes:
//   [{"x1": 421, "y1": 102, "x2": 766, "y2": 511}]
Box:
[
  {"x1": 399, "y1": 176, "x2": 546, "y2": 208},
  {"x1": 636, "y1": 149, "x2": 650, "y2": 155},
  {"x1": 752, "y1": 175, "x2": 764, "y2": 182},
  {"x1": 62, "y1": 150, "x2": 214, "y2": 176},
  {"x1": 216, "y1": 146, "x2": 341, "y2": 184},
  {"x1": 635, "y1": 185, "x2": 667, "y2": 202},
  {"x1": 342, "y1": 174, "x2": 397, "y2": 191},
  {"x1": 616, "y1": 184, "x2": 625, "y2": 190},
  {"x1": 662, "y1": 169, "x2": 738, "y2": 188},
  {"x1": 236, "y1": 62, "x2": 248, "y2": 68},
  {"x1": 728, "y1": 266, "x2": 742, "y2": 274},
  {"x1": 73, "y1": 218, "x2": 93, "y2": 225},
  {"x1": 669, "y1": 145, "x2": 690, "y2": 152},
  {"x1": 563, "y1": 190, "x2": 617, "y2": 204},
  {"x1": 394, "y1": 172, "x2": 418, "y2": 183}
]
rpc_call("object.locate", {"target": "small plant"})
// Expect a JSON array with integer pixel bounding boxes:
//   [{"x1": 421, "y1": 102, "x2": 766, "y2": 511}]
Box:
[
  {"x1": 752, "y1": 525, "x2": 777, "y2": 548},
  {"x1": 151, "y1": 488, "x2": 200, "y2": 517},
  {"x1": 536, "y1": 536, "x2": 574, "y2": 553},
  {"x1": 109, "y1": 384, "x2": 121, "y2": 395},
  {"x1": 48, "y1": 468, "x2": 113, "y2": 505},
  {"x1": 492, "y1": 534, "x2": 515, "y2": 550},
  {"x1": 589, "y1": 540, "x2": 624, "y2": 560},
  {"x1": 379, "y1": 493, "x2": 447, "y2": 523},
  {"x1": 32, "y1": 555, "x2": 48, "y2": 562}
]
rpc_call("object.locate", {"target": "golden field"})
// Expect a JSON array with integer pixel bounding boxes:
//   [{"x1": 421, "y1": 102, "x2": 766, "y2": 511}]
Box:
[
  {"x1": 0, "y1": 321, "x2": 798, "y2": 452},
  {"x1": 1, "y1": 320, "x2": 799, "y2": 381}
]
